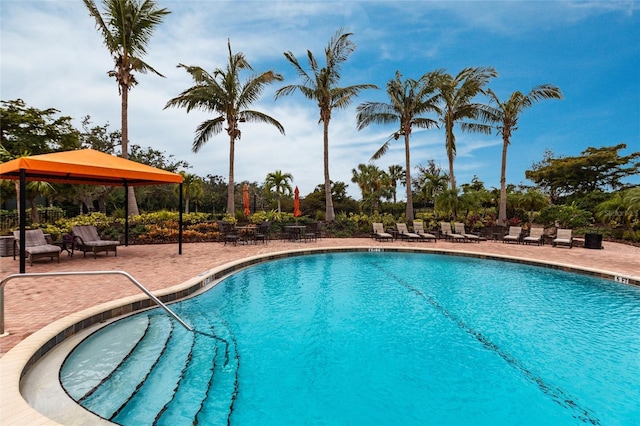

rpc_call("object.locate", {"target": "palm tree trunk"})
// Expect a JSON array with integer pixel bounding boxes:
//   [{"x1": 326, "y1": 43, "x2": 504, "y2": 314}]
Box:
[
  {"x1": 98, "y1": 194, "x2": 107, "y2": 214},
  {"x1": 448, "y1": 154, "x2": 456, "y2": 191},
  {"x1": 404, "y1": 133, "x2": 414, "y2": 220},
  {"x1": 323, "y1": 120, "x2": 335, "y2": 221},
  {"x1": 14, "y1": 181, "x2": 21, "y2": 222},
  {"x1": 498, "y1": 134, "x2": 509, "y2": 226},
  {"x1": 227, "y1": 134, "x2": 235, "y2": 215},
  {"x1": 446, "y1": 118, "x2": 457, "y2": 190},
  {"x1": 29, "y1": 198, "x2": 39, "y2": 224},
  {"x1": 121, "y1": 86, "x2": 140, "y2": 216}
]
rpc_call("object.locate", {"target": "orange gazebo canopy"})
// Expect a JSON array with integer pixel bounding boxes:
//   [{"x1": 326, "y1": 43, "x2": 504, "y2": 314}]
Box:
[{"x1": 0, "y1": 149, "x2": 183, "y2": 186}]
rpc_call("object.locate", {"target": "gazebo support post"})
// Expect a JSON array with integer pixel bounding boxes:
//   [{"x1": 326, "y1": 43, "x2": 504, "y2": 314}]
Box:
[
  {"x1": 124, "y1": 181, "x2": 129, "y2": 247},
  {"x1": 19, "y1": 169, "x2": 26, "y2": 274}
]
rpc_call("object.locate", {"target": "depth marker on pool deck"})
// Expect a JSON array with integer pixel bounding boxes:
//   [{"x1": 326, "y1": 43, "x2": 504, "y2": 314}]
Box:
[{"x1": 372, "y1": 261, "x2": 601, "y2": 426}]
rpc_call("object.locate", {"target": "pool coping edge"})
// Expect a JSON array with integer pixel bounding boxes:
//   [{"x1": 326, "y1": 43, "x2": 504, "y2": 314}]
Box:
[{"x1": 1, "y1": 245, "x2": 638, "y2": 425}]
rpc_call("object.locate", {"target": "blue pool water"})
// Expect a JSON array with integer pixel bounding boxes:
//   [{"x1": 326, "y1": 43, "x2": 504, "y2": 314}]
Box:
[{"x1": 61, "y1": 252, "x2": 640, "y2": 425}]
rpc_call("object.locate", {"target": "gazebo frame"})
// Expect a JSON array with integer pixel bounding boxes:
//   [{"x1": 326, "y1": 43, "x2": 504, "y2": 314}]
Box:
[{"x1": 0, "y1": 149, "x2": 184, "y2": 273}]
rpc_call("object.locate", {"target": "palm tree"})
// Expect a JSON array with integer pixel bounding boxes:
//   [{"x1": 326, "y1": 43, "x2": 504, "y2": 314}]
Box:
[
  {"x1": 623, "y1": 187, "x2": 640, "y2": 214},
  {"x1": 165, "y1": 40, "x2": 285, "y2": 215},
  {"x1": 83, "y1": 0, "x2": 170, "y2": 216},
  {"x1": 190, "y1": 180, "x2": 204, "y2": 213},
  {"x1": 596, "y1": 188, "x2": 640, "y2": 230},
  {"x1": 432, "y1": 67, "x2": 498, "y2": 190},
  {"x1": 356, "y1": 72, "x2": 439, "y2": 220},
  {"x1": 351, "y1": 163, "x2": 389, "y2": 213},
  {"x1": 265, "y1": 170, "x2": 293, "y2": 213},
  {"x1": 515, "y1": 189, "x2": 549, "y2": 227},
  {"x1": 435, "y1": 188, "x2": 461, "y2": 219},
  {"x1": 387, "y1": 164, "x2": 405, "y2": 204},
  {"x1": 481, "y1": 85, "x2": 562, "y2": 226},
  {"x1": 177, "y1": 172, "x2": 203, "y2": 214},
  {"x1": 25, "y1": 181, "x2": 54, "y2": 224},
  {"x1": 414, "y1": 160, "x2": 448, "y2": 207},
  {"x1": 276, "y1": 28, "x2": 377, "y2": 221}
]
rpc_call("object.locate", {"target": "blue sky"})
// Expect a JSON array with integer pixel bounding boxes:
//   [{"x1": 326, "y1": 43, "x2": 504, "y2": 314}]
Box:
[{"x1": 1, "y1": 1, "x2": 638, "y2": 199}]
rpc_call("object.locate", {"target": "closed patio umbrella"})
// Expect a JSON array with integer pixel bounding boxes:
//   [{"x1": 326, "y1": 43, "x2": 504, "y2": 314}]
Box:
[
  {"x1": 243, "y1": 183, "x2": 250, "y2": 216},
  {"x1": 293, "y1": 186, "x2": 301, "y2": 217}
]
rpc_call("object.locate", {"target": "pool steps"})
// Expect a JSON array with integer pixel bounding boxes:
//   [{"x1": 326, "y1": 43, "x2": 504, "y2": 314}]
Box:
[
  {"x1": 113, "y1": 315, "x2": 193, "y2": 424},
  {"x1": 78, "y1": 315, "x2": 173, "y2": 418},
  {"x1": 155, "y1": 315, "x2": 216, "y2": 425},
  {"x1": 62, "y1": 312, "x2": 239, "y2": 425},
  {"x1": 61, "y1": 315, "x2": 149, "y2": 401},
  {"x1": 196, "y1": 319, "x2": 240, "y2": 425}
]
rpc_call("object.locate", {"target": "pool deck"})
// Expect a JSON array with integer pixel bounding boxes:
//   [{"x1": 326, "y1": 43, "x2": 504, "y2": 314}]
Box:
[
  {"x1": 1, "y1": 237, "x2": 638, "y2": 357},
  {"x1": 0, "y1": 237, "x2": 639, "y2": 425}
]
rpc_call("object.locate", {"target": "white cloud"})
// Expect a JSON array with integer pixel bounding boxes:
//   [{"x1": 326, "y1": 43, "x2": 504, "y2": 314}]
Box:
[{"x1": 2, "y1": 0, "x2": 638, "y2": 203}]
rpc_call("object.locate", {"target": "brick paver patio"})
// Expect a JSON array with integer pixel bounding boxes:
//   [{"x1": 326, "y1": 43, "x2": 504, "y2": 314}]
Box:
[{"x1": 1, "y1": 237, "x2": 639, "y2": 356}]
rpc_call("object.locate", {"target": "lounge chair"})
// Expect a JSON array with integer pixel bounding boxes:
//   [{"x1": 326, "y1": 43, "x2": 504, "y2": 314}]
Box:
[
  {"x1": 13, "y1": 229, "x2": 61, "y2": 265},
  {"x1": 454, "y1": 222, "x2": 481, "y2": 243},
  {"x1": 523, "y1": 227, "x2": 545, "y2": 246},
  {"x1": 440, "y1": 222, "x2": 465, "y2": 242},
  {"x1": 502, "y1": 226, "x2": 522, "y2": 244},
  {"x1": 72, "y1": 225, "x2": 120, "y2": 258},
  {"x1": 412, "y1": 221, "x2": 437, "y2": 243},
  {"x1": 396, "y1": 223, "x2": 421, "y2": 242},
  {"x1": 553, "y1": 228, "x2": 573, "y2": 248},
  {"x1": 372, "y1": 222, "x2": 393, "y2": 242}
]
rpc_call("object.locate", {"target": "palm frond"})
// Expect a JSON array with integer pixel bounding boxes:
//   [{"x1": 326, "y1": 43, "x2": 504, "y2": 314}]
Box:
[
  {"x1": 326, "y1": 28, "x2": 355, "y2": 70},
  {"x1": 241, "y1": 110, "x2": 285, "y2": 135},
  {"x1": 461, "y1": 122, "x2": 493, "y2": 135},
  {"x1": 332, "y1": 84, "x2": 378, "y2": 110},
  {"x1": 528, "y1": 84, "x2": 563, "y2": 102},
  {"x1": 240, "y1": 70, "x2": 284, "y2": 107},
  {"x1": 356, "y1": 102, "x2": 398, "y2": 130},
  {"x1": 193, "y1": 117, "x2": 224, "y2": 152},
  {"x1": 371, "y1": 137, "x2": 394, "y2": 161},
  {"x1": 412, "y1": 117, "x2": 439, "y2": 130},
  {"x1": 82, "y1": 0, "x2": 115, "y2": 50},
  {"x1": 282, "y1": 51, "x2": 314, "y2": 85}
]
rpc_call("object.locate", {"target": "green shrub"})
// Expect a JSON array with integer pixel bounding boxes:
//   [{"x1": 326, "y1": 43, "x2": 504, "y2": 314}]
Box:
[
  {"x1": 537, "y1": 204, "x2": 592, "y2": 229},
  {"x1": 15, "y1": 202, "x2": 636, "y2": 244}
]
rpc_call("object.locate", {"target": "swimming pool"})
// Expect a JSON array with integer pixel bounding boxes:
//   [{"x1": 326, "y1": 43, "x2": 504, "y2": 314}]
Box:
[{"x1": 60, "y1": 252, "x2": 640, "y2": 425}]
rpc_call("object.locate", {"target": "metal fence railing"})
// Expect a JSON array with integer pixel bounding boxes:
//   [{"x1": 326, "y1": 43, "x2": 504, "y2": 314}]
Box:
[{"x1": 0, "y1": 208, "x2": 67, "y2": 232}]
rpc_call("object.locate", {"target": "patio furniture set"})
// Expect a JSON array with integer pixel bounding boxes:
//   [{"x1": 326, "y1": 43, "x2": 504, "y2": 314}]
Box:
[
  {"x1": 217, "y1": 221, "x2": 322, "y2": 246},
  {"x1": 12, "y1": 225, "x2": 120, "y2": 266}
]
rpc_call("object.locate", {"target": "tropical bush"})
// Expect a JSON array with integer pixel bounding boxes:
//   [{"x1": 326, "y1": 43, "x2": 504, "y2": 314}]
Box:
[
  {"x1": 536, "y1": 204, "x2": 593, "y2": 229},
  {"x1": 5, "y1": 201, "x2": 638, "y2": 245}
]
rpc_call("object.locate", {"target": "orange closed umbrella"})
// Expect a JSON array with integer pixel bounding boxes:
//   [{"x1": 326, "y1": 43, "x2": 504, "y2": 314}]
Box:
[
  {"x1": 293, "y1": 186, "x2": 301, "y2": 217},
  {"x1": 243, "y1": 183, "x2": 250, "y2": 216}
]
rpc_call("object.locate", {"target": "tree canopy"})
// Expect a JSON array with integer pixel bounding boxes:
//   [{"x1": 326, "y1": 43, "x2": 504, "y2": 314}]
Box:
[
  {"x1": 1, "y1": 99, "x2": 79, "y2": 156},
  {"x1": 526, "y1": 144, "x2": 640, "y2": 199}
]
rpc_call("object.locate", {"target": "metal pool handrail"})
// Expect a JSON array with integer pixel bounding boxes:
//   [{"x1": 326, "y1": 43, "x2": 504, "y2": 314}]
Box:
[{"x1": 0, "y1": 270, "x2": 193, "y2": 337}]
